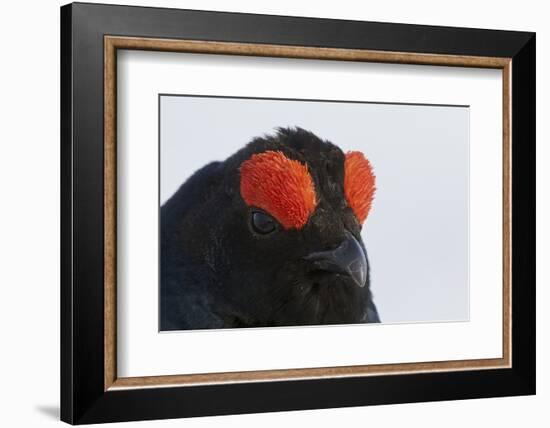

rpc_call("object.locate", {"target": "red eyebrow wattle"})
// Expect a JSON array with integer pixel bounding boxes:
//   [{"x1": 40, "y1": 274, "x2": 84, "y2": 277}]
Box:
[
  {"x1": 344, "y1": 151, "x2": 376, "y2": 224},
  {"x1": 239, "y1": 151, "x2": 317, "y2": 230}
]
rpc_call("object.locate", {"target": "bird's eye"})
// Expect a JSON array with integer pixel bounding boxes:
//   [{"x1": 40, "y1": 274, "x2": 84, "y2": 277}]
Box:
[{"x1": 251, "y1": 211, "x2": 277, "y2": 235}]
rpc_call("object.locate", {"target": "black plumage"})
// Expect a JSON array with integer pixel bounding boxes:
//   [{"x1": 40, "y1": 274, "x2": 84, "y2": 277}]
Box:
[{"x1": 160, "y1": 127, "x2": 380, "y2": 330}]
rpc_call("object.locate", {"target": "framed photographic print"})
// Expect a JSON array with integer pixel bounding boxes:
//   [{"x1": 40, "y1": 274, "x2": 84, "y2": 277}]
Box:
[{"x1": 60, "y1": 2, "x2": 536, "y2": 424}]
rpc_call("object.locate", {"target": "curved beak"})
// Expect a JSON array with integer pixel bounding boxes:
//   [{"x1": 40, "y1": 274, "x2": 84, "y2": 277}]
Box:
[{"x1": 303, "y1": 231, "x2": 367, "y2": 287}]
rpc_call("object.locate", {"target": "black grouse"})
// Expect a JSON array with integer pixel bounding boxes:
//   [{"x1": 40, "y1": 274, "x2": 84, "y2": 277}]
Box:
[{"x1": 160, "y1": 127, "x2": 380, "y2": 330}]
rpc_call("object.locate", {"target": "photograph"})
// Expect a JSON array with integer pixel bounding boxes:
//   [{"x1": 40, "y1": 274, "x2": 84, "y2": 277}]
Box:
[
  {"x1": 159, "y1": 95, "x2": 470, "y2": 331},
  {"x1": 54, "y1": 2, "x2": 536, "y2": 424}
]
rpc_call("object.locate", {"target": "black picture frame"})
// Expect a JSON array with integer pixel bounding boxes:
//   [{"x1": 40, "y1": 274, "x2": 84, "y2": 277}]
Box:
[{"x1": 61, "y1": 2, "x2": 535, "y2": 424}]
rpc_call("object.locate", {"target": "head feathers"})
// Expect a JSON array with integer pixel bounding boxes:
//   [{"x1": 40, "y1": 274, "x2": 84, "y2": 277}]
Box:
[
  {"x1": 344, "y1": 151, "x2": 376, "y2": 224},
  {"x1": 239, "y1": 151, "x2": 317, "y2": 229}
]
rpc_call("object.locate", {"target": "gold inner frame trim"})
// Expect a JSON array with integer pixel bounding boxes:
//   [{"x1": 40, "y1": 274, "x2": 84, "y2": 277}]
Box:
[{"x1": 104, "y1": 35, "x2": 512, "y2": 391}]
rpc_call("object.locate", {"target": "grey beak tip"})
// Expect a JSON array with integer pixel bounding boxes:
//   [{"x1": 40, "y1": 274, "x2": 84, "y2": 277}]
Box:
[
  {"x1": 304, "y1": 231, "x2": 368, "y2": 288},
  {"x1": 349, "y1": 259, "x2": 367, "y2": 288}
]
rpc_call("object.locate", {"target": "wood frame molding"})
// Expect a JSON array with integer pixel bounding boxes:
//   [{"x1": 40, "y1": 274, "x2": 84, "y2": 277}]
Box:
[{"x1": 103, "y1": 35, "x2": 512, "y2": 391}]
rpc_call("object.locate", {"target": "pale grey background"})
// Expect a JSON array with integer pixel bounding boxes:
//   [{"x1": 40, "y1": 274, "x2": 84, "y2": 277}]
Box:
[{"x1": 160, "y1": 95, "x2": 469, "y2": 323}]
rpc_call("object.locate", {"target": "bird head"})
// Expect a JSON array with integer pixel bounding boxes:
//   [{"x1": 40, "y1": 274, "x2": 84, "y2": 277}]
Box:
[{"x1": 161, "y1": 127, "x2": 377, "y2": 328}]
